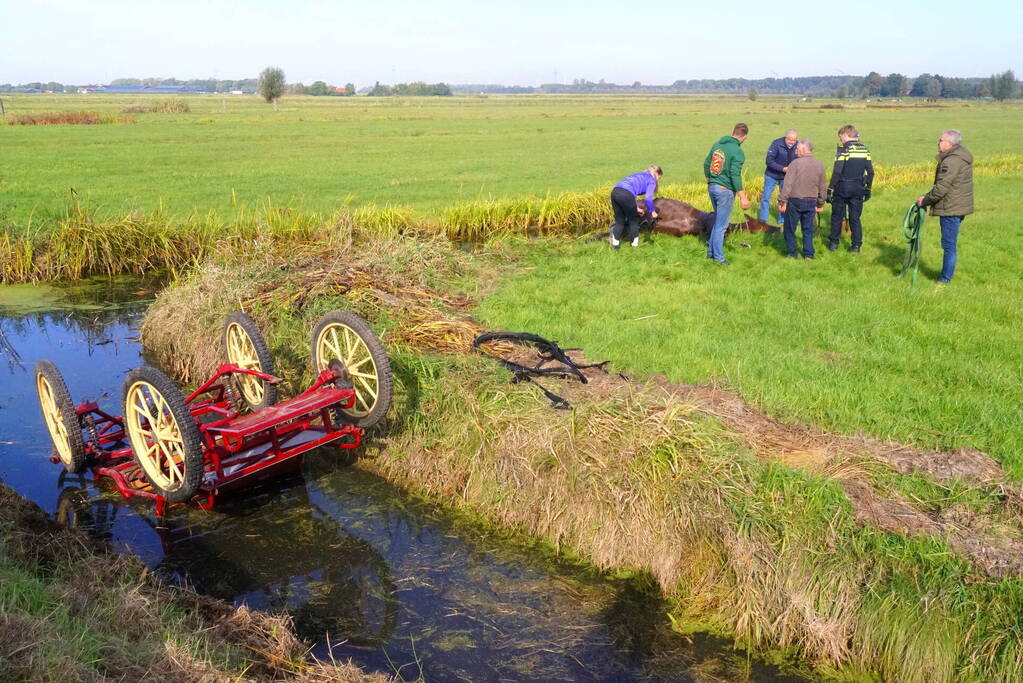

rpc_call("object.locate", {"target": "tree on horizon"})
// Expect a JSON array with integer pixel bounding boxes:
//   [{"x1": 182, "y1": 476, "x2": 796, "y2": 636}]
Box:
[{"x1": 258, "y1": 67, "x2": 286, "y2": 110}]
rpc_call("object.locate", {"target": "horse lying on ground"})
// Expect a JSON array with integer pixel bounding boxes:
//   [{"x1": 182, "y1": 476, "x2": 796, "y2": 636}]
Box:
[{"x1": 639, "y1": 197, "x2": 779, "y2": 237}]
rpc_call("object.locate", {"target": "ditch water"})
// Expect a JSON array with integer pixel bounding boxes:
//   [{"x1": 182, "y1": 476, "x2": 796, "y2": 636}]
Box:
[{"x1": 0, "y1": 277, "x2": 808, "y2": 682}]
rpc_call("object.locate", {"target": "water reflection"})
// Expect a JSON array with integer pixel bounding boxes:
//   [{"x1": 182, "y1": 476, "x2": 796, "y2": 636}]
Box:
[{"x1": 55, "y1": 474, "x2": 400, "y2": 648}]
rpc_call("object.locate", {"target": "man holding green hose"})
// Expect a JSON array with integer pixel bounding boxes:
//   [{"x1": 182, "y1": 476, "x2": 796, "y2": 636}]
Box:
[{"x1": 917, "y1": 129, "x2": 974, "y2": 284}]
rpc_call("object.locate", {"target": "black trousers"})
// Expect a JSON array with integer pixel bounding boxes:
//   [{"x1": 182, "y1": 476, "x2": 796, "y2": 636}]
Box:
[
  {"x1": 610, "y1": 187, "x2": 641, "y2": 242},
  {"x1": 829, "y1": 195, "x2": 864, "y2": 248}
]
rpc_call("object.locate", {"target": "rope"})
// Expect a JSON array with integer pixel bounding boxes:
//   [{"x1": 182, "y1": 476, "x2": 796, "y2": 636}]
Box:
[
  {"x1": 899, "y1": 203, "x2": 926, "y2": 285},
  {"x1": 472, "y1": 331, "x2": 610, "y2": 409}
]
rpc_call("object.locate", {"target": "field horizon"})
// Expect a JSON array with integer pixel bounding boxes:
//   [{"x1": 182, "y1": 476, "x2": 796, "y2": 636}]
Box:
[{"x1": 3, "y1": 93, "x2": 1022, "y2": 229}]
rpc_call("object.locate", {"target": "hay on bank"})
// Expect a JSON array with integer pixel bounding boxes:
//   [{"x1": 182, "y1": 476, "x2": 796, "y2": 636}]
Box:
[{"x1": 141, "y1": 233, "x2": 488, "y2": 384}]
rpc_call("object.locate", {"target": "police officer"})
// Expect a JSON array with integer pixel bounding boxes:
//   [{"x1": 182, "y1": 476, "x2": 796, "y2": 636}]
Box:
[{"x1": 826, "y1": 125, "x2": 874, "y2": 253}]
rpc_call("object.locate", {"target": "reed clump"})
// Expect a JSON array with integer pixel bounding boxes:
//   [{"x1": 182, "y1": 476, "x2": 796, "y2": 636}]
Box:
[{"x1": 6, "y1": 111, "x2": 136, "y2": 125}]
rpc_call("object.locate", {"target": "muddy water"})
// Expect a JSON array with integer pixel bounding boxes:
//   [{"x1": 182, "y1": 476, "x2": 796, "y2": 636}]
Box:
[{"x1": 0, "y1": 278, "x2": 808, "y2": 682}]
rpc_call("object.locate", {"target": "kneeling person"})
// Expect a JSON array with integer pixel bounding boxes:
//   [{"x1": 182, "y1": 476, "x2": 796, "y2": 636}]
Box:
[{"x1": 778, "y1": 140, "x2": 827, "y2": 259}]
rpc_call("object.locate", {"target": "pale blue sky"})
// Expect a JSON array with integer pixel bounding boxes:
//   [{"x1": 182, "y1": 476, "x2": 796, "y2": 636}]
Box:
[{"x1": 1, "y1": 0, "x2": 1019, "y2": 85}]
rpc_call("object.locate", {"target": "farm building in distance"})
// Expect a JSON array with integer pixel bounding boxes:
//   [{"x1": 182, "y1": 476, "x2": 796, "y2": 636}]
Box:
[{"x1": 95, "y1": 84, "x2": 209, "y2": 94}]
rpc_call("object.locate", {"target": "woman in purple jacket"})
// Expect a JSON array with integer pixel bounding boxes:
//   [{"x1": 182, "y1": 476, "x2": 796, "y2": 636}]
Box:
[{"x1": 610, "y1": 165, "x2": 662, "y2": 248}]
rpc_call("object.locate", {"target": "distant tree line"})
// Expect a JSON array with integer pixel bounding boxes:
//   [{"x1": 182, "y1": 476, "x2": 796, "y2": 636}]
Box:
[
  {"x1": 533, "y1": 70, "x2": 1018, "y2": 99},
  {"x1": 837, "y1": 70, "x2": 1019, "y2": 100},
  {"x1": 366, "y1": 81, "x2": 452, "y2": 96},
  {"x1": 450, "y1": 84, "x2": 536, "y2": 94},
  {"x1": 1, "y1": 70, "x2": 1016, "y2": 100}
]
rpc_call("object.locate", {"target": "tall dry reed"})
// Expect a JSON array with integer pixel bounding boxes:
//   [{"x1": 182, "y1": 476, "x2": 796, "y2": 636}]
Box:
[{"x1": 3, "y1": 155, "x2": 1021, "y2": 283}]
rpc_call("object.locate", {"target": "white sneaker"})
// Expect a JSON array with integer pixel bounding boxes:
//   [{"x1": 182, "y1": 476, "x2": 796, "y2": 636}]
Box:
[
  {"x1": 631, "y1": 237, "x2": 639, "y2": 247},
  {"x1": 610, "y1": 236, "x2": 620, "y2": 248}
]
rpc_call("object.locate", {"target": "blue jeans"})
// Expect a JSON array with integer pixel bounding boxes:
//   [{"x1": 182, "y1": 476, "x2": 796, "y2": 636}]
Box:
[
  {"x1": 707, "y1": 185, "x2": 734, "y2": 262},
  {"x1": 783, "y1": 198, "x2": 817, "y2": 258},
  {"x1": 759, "y1": 174, "x2": 785, "y2": 224},
  {"x1": 939, "y1": 215, "x2": 964, "y2": 282}
]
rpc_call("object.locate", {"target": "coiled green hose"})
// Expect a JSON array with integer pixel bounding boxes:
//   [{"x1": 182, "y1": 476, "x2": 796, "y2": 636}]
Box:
[{"x1": 899, "y1": 203, "x2": 926, "y2": 285}]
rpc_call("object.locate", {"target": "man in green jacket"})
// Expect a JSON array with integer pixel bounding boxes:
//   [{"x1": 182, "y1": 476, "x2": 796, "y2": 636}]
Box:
[
  {"x1": 917, "y1": 129, "x2": 974, "y2": 284},
  {"x1": 703, "y1": 123, "x2": 750, "y2": 264}
]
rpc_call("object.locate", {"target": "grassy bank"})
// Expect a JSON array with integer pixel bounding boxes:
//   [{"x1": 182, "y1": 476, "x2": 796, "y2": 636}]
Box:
[
  {"x1": 139, "y1": 231, "x2": 1023, "y2": 682},
  {"x1": 0, "y1": 484, "x2": 389, "y2": 682},
  {"x1": 3, "y1": 154, "x2": 1020, "y2": 283},
  {"x1": 477, "y1": 165, "x2": 1023, "y2": 477},
  {"x1": 2, "y1": 94, "x2": 1022, "y2": 225}
]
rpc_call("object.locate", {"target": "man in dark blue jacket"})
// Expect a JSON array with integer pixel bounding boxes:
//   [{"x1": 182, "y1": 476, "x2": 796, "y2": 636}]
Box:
[
  {"x1": 826, "y1": 125, "x2": 874, "y2": 253},
  {"x1": 759, "y1": 129, "x2": 798, "y2": 225}
]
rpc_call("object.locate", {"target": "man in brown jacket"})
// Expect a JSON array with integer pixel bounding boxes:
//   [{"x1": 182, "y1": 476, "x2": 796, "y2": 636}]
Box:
[
  {"x1": 779, "y1": 140, "x2": 827, "y2": 259},
  {"x1": 917, "y1": 129, "x2": 974, "y2": 283}
]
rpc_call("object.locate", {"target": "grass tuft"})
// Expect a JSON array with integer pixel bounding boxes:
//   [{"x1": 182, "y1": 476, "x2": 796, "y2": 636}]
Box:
[{"x1": 120, "y1": 99, "x2": 191, "y2": 114}]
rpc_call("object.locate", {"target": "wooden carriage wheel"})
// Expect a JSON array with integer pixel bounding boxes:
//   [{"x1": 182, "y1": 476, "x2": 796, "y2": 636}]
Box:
[
  {"x1": 310, "y1": 311, "x2": 393, "y2": 429},
  {"x1": 34, "y1": 360, "x2": 86, "y2": 473},
  {"x1": 122, "y1": 366, "x2": 203, "y2": 503},
  {"x1": 223, "y1": 311, "x2": 277, "y2": 411}
]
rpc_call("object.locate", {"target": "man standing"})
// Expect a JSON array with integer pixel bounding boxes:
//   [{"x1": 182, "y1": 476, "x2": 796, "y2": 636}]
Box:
[
  {"x1": 778, "y1": 139, "x2": 827, "y2": 260},
  {"x1": 917, "y1": 129, "x2": 973, "y2": 284},
  {"x1": 703, "y1": 123, "x2": 751, "y2": 265},
  {"x1": 827, "y1": 125, "x2": 874, "y2": 253},
  {"x1": 760, "y1": 129, "x2": 798, "y2": 225}
]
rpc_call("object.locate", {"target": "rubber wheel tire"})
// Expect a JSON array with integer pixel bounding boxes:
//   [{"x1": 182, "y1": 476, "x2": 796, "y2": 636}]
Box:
[
  {"x1": 121, "y1": 366, "x2": 204, "y2": 503},
  {"x1": 35, "y1": 360, "x2": 87, "y2": 473},
  {"x1": 310, "y1": 311, "x2": 393, "y2": 429},
  {"x1": 222, "y1": 311, "x2": 277, "y2": 411}
]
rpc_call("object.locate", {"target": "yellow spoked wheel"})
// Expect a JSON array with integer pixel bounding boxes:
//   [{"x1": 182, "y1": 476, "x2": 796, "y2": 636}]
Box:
[
  {"x1": 222, "y1": 311, "x2": 277, "y2": 411},
  {"x1": 310, "y1": 311, "x2": 393, "y2": 429},
  {"x1": 122, "y1": 366, "x2": 203, "y2": 503},
  {"x1": 34, "y1": 360, "x2": 87, "y2": 473}
]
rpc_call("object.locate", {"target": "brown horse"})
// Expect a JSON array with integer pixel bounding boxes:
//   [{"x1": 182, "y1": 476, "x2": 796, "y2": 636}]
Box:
[{"x1": 639, "y1": 197, "x2": 779, "y2": 237}]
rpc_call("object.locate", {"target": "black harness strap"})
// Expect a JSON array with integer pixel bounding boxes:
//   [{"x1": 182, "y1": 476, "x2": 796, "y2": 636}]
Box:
[{"x1": 472, "y1": 331, "x2": 610, "y2": 409}]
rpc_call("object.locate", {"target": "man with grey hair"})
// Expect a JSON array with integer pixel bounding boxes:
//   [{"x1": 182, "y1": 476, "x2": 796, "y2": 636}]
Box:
[
  {"x1": 778, "y1": 139, "x2": 827, "y2": 259},
  {"x1": 917, "y1": 129, "x2": 973, "y2": 283},
  {"x1": 760, "y1": 129, "x2": 799, "y2": 224}
]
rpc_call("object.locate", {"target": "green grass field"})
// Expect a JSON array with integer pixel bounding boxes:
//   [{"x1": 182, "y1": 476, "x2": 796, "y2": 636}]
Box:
[
  {"x1": 2, "y1": 93, "x2": 1021, "y2": 475},
  {"x1": 477, "y1": 173, "x2": 1023, "y2": 477},
  {"x1": 2, "y1": 94, "x2": 1022, "y2": 227}
]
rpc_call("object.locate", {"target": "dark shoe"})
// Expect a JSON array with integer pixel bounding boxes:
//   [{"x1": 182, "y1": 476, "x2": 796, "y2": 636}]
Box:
[
  {"x1": 714, "y1": 259, "x2": 730, "y2": 266},
  {"x1": 826, "y1": 242, "x2": 838, "y2": 252},
  {"x1": 849, "y1": 245, "x2": 861, "y2": 253}
]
